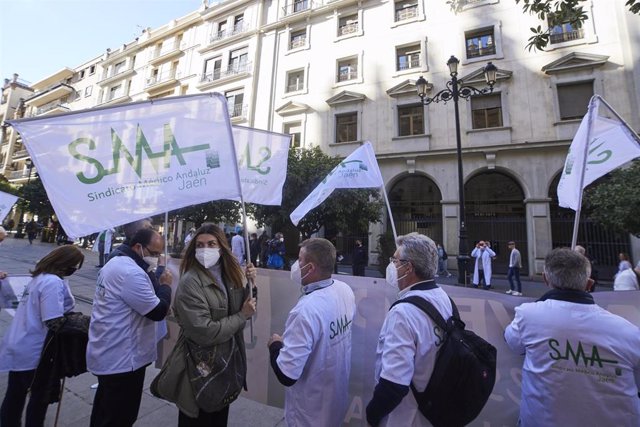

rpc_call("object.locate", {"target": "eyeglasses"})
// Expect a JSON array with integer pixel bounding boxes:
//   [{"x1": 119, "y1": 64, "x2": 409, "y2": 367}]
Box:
[
  {"x1": 144, "y1": 246, "x2": 161, "y2": 257},
  {"x1": 389, "y1": 257, "x2": 409, "y2": 265}
]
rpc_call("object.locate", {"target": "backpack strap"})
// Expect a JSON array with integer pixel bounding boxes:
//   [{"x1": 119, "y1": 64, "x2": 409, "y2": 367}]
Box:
[{"x1": 390, "y1": 295, "x2": 460, "y2": 330}]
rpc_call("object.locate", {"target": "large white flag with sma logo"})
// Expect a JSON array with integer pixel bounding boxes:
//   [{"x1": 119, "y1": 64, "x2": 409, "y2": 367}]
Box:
[
  {"x1": 0, "y1": 190, "x2": 18, "y2": 222},
  {"x1": 557, "y1": 95, "x2": 640, "y2": 211},
  {"x1": 7, "y1": 94, "x2": 242, "y2": 238},
  {"x1": 290, "y1": 141, "x2": 384, "y2": 226}
]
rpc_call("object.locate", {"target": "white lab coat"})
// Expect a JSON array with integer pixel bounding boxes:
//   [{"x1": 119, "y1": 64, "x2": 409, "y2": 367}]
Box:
[
  {"x1": 92, "y1": 228, "x2": 114, "y2": 255},
  {"x1": 471, "y1": 246, "x2": 495, "y2": 285}
]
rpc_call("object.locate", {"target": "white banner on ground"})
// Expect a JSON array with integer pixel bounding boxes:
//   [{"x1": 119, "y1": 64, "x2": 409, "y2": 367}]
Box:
[
  {"x1": 558, "y1": 96, "x2": 640, "y2": 210},
  {"x1": 0, "y1": 191, "x2": 18, "y2": 222},
  {"x1": 156, "y1": 267, "x2": 640, "y2": 426},
  {"x1": 7, "y1": 94, "x2": 241, "y2": 238},
  {"x1": 290, "y1": 141, "x2": 383, "y2": 225},
  {"x1": 233, "y1": 126, "x2": 290, "y2": 205}
]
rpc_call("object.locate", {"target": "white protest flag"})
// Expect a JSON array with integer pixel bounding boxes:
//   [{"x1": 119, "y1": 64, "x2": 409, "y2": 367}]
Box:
[
  {"x1": 290, "y1": 141, "x2": 383, "y2": 226},
  {"x1": 557, "y1": 96, "x2": 640, "y2": 210},
  {"x1": 7, "y1": 94, "x2": 241, "y2": 238},
  {"x1": 233, "y1": 126, "x2": 290, "y2": 205},
  {"x1": 0, "y1": 190, "x2": 18, "y2": 222}
]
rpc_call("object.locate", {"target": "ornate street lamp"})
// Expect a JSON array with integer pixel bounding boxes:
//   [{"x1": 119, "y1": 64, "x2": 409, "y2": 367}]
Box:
[{"x1": 415, "y1": 56, "x2": 497, "y2": 285}]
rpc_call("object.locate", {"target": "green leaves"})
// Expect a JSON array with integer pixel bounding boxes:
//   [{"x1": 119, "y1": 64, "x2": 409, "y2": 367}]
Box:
[
  {"x1": 584, "y1": 160, "x2": 640, "y2": 238},
  {"x1": 249, "y1": 146, "x2": 383, "y2": 240}
]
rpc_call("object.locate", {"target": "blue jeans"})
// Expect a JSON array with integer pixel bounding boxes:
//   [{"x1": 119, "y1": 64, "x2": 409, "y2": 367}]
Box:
[{"x1": 508, "y1": 267, "x2": 522, "y2": 292}]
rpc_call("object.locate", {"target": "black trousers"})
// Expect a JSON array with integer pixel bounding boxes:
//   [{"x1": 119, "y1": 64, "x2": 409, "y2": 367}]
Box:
[
  {"x1": 178, "y1": 406, "x2": 230, "y2": 427},
  {"x1": 0, "y1": 369, "x2": 49, "y2": 427},
  {"x1": 90, "y1": 366, "x2": 147, "y2": 427}
]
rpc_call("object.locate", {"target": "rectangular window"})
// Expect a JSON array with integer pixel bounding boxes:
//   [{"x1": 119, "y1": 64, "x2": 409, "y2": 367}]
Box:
[
  {"x1": 84, "y1": 86, "x2": 93, "y2": 97},
  {"x1": 398, "y1": 104, "x2": 424, "y2": 136},
  {"x1": 396, "y1": 44, "x2": 421, "y2": 71},
  {"x1": 548, "y1": 16, "x2": 585, "y2": 44},
  {"x1": 89, "y1": 65, "x2": 95, "y2": 75},
  {"x1": 284, "y1": 122, "x2": 302, "y2": 148},
  {"x1": 226, "y1": 89, "x2": 244, "y2": 117},
  {"x1": 203, "y1": 57, "x2": 222, "y2": 81},
  {"x1": 337, "y1": 58, "x2": 358, "y2": 82},
  {"x1": 471, "y1": 94, "x2": 503, "y2": 129},
  {"x1": 465, "y1": 28, "x2": 495, "y2": 59},
  {"x1": 395, "y1": 0, "x2": 418, "y2": 22},
  {"x1": 338, "y1": 14, "x2": 359, "y2": 36},
  {"x1": 218, "y1": 20, "x2": 227, "y2": 34},
  {"x1": 229, "y1": 48, "x2": 249, "y2": 71},
  {"x1": 290, "y1": 29, "x2": 307, "y2": 49},
  {"x1": 293, "y1": 0, "x2": 309, "y2": 13},
  {"x1": 336, "y1": 112, "x2": 358, "y2": 143},
  {"x1": 109, "y1": 84, "x2": 122, "y2": 101},
  {"x1": 114, "y1": 61, "x2": 125, "y2": 75},
  {"x1": 557, "y1": 81, "x2": 593, "y2": 120},
  {"x1": 79, "y1": 70, "x2": 85, "y2": 79},
  {"x1": 286, "y1": 70, "x2": 304, "y2": 93},
  {"x1": 234, "y1": 14, "x2": 244, "y2": 32}
]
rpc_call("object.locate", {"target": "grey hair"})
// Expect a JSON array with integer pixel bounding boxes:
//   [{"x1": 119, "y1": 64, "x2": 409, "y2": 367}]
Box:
[
  {"x1": 396, "y1": 232, "x2": 438, "y2": 280},
  {"x1": 544, "y1": 248, "x2": 591, "y2": 291}
]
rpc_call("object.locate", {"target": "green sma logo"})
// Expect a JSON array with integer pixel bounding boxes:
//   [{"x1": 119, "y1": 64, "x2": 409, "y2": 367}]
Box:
[{"x1": 68, "y1": 124, "x2": 210, "y2": 184}]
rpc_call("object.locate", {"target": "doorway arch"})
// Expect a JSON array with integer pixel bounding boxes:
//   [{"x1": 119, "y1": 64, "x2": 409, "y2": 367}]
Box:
[
  {"x1": 388, "y1": 174, "x2": 443, "y2": 243},
  {"x1": 465, "y1": 171, "x2": 527, "y2": 273}
]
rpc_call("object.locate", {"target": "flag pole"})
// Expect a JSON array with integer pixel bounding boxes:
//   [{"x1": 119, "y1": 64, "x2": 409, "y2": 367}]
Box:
[
  {"x1": 381, "y1": 185, "x2": 398, "y2": 241},
  {"x1": 164, "y1": 212, "x2": 169, "y2": 259},
  {"x1": 570, "y1": 96, "x2": 598, "y2": 249}
]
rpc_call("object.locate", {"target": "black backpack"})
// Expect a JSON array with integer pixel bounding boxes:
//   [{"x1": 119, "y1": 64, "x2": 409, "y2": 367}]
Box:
[{"x1": 391, "y1": 295, "x2": 497, "y2": 427}]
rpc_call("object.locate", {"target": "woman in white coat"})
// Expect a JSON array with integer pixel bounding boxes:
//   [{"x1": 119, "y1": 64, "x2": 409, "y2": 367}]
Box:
[{"x1": 471, "y1": 240, "x2": 496, "y2": 289}]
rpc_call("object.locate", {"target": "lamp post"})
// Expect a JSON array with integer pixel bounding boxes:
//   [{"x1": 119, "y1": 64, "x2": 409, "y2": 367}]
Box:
[
  {"x1": 415, "y1": 56, "x2": 497, "y2": 285},
  {"x1": 15, "y1": 159, "x2": 34, "y2": 238}
]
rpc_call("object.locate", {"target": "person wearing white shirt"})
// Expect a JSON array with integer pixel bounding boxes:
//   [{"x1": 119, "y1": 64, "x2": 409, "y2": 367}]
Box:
[
  {"x1": 231, "y1": 231, "x2": 245, "y2": 266},
  {"x1": 268, "y1": 238, "x2": 356, "y2": 427},
  {"x1": 471, "y1": 240, "x2": 496, "y2": 289},
  {"x1": 366, "y1": 233, "x2": 453, "y2": 427},
  {"x1": 87, "y1": 228, "x2": 173, "y2": 427},
  {"x1": 0, "y1": 245, "x2": 84, "y2": 427},
  {"x1": 614, "y1": 261, "x2": 640, "y2": 291},
  {"x1": 506, "y1": 241, "x2": 523, "y2": 296},
  {"x1": 505, "y1": 248, "x2": 640, "y2": 427}
]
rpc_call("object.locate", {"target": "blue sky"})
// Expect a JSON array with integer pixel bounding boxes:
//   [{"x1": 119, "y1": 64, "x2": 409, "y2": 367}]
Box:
[{"x1": 0, "y1": 0, "x2": 203, "y2": 84}]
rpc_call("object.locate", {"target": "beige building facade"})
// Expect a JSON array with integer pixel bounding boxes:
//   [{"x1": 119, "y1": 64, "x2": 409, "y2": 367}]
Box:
[{"x1": 1, "y1": 0, "x2": 638, "y2": 276}]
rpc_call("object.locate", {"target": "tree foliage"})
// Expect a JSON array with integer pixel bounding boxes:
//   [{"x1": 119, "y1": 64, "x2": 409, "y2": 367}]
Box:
[
  {"x1": 585, "y1": 160, "x2": 640, "y2": 237},
  {"x1": 171, "y1": 200, "x2": 243, "y2": 228},
  {"x1": 0, "y1": 175, "x2": 18, "y2": 196},
  {"x1": 17, "y1": 175, "x2": 55, "y2": 219},
  {"x1": 249, "y1": 146, "x2": 383, "y2": 240},
  {"x1": 447, "y1": 0, "x2": 639, "y2": 51}
]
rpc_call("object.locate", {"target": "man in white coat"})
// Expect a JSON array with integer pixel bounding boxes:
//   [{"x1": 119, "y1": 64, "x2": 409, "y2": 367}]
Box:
[
  {"x1": 231, "y1": 231, "x2": 246, "y2": 266},
  {"x1": 471, "y1": 240, "x2": 495, "y2": 289},
  {"x1": 268, "y1": 238, "x2": 355, "y2": 427},
  {"x1": 505, "y1": 248, "x2": 640, "y2": 426},
  {"x1": 93, "y1": 228, "x2": 114, "y2": 268}
]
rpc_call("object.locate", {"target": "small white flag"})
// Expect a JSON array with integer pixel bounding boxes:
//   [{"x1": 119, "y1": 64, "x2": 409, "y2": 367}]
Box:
[
  {"x1": 290, "y1": 141, "x2": 383, "y2": 226},
  {"x1": 557, "y1": 96, "x2": 640, "y2": 211},
  {"x1": 0, "y1": 190, "x2": 18, "y2": 223},
  {"x1": 8, "y1": 94, "x2": 241, "y2": 238},
  {"x1": 233, "y1": 126, "x2": 290, "y2": 205}
]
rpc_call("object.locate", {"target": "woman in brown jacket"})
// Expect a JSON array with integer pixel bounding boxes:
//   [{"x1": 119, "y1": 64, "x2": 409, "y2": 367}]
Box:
[{"x1": 152, "y1": 223, "x2": 256, "y2": 426}]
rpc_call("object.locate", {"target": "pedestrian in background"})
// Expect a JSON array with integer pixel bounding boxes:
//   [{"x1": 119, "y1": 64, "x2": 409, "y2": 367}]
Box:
[
  {"x1": 505, "y1": 248, "x2": 640, "y2": 426},
  {"x1": 506, "y1": 241, "x2": 523, "y2": 296},
  {"x1": 614, "y1": 261, "x2": 640, "y2": 291},
  {"x1": 258, "y1": 231, "x2": 269, "y2": 267},
  {"x1": 231, "y1": 230, "x2": 246, "y2": 266},
  {"x1": 352, "y1": 239, "x2": 367, "y2": 277},
  {"x1": 471, "y1": 240, "x2": 495, "y2": 289},
  {"x1": 249, "y1": 232, "x2": 260, "y2": 267},
  {"x1": 616, "y1": 252, "x2": 633, "y2": 278},
  {"x1": 268, "y1": 238, "x2": 355, "y2": 426},
  {"x1": 435, "y1": 242, "x2": 452, "y2": 278},
  {"x1": 267, "y1": 232, "x2": 286, "y2": 270},
  {"x1": 0, "y1": 245, "x2": 84, "y2": 427},
  {"x1": 93, "y1": 228, "x2": 114, "y2": 268},
  {"x1": 25, "y1": 219, "x2": 37, "y2": 244}
]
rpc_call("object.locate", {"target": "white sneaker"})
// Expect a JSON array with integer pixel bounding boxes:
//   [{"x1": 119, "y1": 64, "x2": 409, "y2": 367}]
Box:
[
  {"x1": 505, "y1": 290, "x2": 513, "y2": 294},
  {"x1": 512, "y1": 291, "x2": 522, "y2": 296}
]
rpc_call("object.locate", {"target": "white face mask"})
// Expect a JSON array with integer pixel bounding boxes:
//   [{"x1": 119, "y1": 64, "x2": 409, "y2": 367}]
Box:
[
  {"x1": 385, "y1": 262, "x2": 408, "y2": 289},
  {"x1": 290, "y1": 260, "x2": 311, "y2": 286},
  {"x1": 143, "y1": 256, "x2": 158, "y2": 272},
  {"x1": 196, "y1": 247, "x2": 220, "y2": 268}
]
